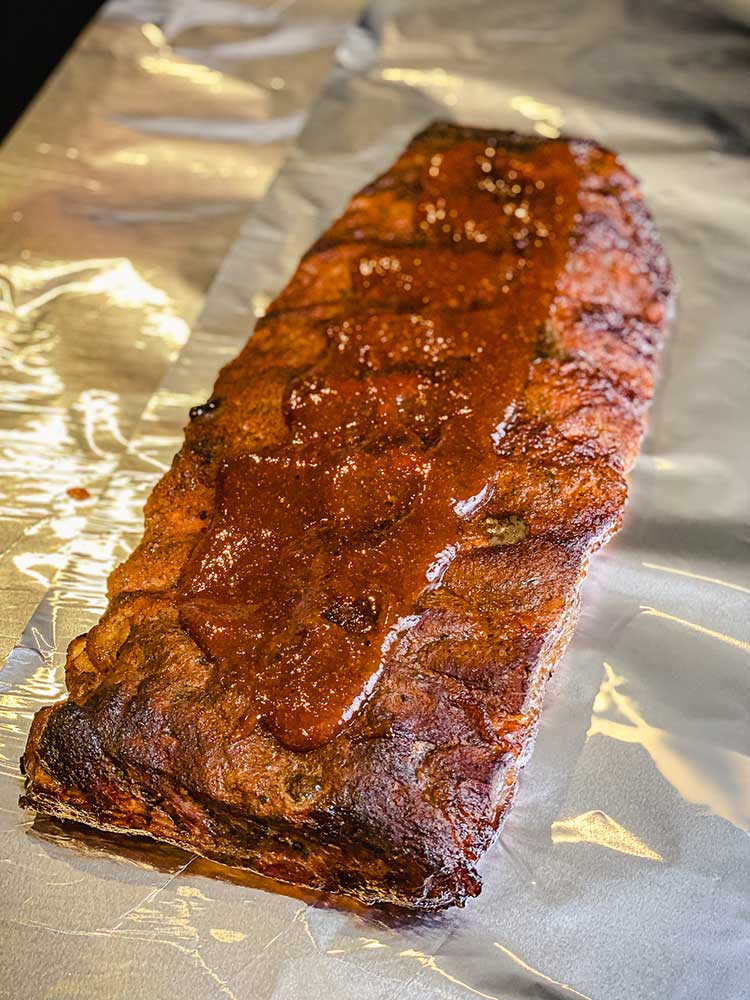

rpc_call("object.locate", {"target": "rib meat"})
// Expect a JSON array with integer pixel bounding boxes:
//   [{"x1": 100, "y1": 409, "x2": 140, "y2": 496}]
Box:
[{"x1": 21, "y1": 123, "x2": 672, "y2": 909}]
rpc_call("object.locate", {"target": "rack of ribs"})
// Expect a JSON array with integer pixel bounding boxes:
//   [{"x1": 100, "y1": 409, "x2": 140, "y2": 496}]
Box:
[{"x1": 21, "y1": 123, "x2": 672, "y2": 909}]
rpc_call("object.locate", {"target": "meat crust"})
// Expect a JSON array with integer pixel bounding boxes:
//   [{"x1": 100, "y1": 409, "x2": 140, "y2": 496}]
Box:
[{"x1": 20, "y1": 123, "x2": 672, "y2": 909}]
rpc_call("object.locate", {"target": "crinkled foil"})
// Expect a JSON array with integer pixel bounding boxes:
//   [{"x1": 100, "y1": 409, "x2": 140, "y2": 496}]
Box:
[{"x1": 2, "y1": 1, "x2": 749, "y2": 997}]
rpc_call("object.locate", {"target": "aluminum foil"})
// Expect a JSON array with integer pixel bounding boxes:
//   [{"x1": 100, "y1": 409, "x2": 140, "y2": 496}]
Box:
[{"x1": 2, "y1": 1, "x2": 749, "y2": 998}]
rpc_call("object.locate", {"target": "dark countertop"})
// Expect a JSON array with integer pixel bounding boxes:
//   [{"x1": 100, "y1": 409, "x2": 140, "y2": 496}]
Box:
[{"x1": 3, "y1": 0, "x2": 104, "y2": 140}]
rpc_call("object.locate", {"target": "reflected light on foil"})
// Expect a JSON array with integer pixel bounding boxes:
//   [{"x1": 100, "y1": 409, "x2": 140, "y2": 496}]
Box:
[
  {"x1": 145, "y1": 312, "x2": 189, "y2": 346},
  {"x1": 108, "y1": 880, "x2": 240, "y2": 1000},
  {"x1": 48, "y1": 515, "x2": 87, "y2": 541},
  {"x1": 329, "y1": 937, "x2": 387, "y2": 953},
  {"x1": 209, "y1": 928, "x2": 246, "y2": 943},
  {"x1": 2, "y1": 257, "x2": 189, "y2": 350},
  {"x1": 252, "y1": 291, "x2": 271, "y2": 317},
  {"x1": 381, "y1": 67, "x2": 461, "y2": 88},
  {"x1": 12, "y1": 552, "x2": 68, "y2": 590},
  {"x1": 1, "y1": 413, "x2": 68, "y2": 481},
  {"x1": 551, "y1": 809, "x2": 663, "y2": 861},
  {"x1": 75, "y1": 389, "x2": 127, "y2": 458},
  {"x1": 397, "y1": 950, "x2": 500, "y2": 1000},
  {"x1": 493, "y1": 944, "x2": 593, "y2": 1000},
  {"x1": 589, "y1": 663, "x2": 750, "y2": 831},
  {"x1": 509, "y1": 95, "x2": 564, "y2": 138},
  {"x1": 104, "y1": 482, "x2": 150, "y2": 527},
  {"x1": 1, "y1": 259, "x2": 170, "y2": 319},
  {"x1": 79, "y1": 261, "x2": 169, "y2": 310},
  {"x1": 114, "y1": 150, "x2": 151, "y2": 166},
  {"x1": 640, "y1": 605, "x2": 750, "y2": 653},
  {"x1": 176, "y1": 886, "x2": 208, "y2": 900},
  {"x1": 20, "y1": 663, "x2": 63, "y2": 701},
  {"x1": 140, "y1": 55, "x2": 223, "y2": 88},
  {"x1": 141, "y1": 22, "x2": 166, "y2": 47},
  {"x1": 381, "y1": 66, "x2": 464, "y2": 108},
  {"x1": 642, "y1": 562, "x2": 750, "y2": 595}
]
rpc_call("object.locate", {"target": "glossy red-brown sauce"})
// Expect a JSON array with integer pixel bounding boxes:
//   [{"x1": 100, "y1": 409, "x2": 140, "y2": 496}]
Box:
[{"x1": 177, "y1": 139, "x2": 580, "y2": 750}]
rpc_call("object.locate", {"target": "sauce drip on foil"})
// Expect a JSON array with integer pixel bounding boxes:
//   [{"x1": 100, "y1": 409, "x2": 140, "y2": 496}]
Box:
[{"x1": 177, "y1": 139, "x2": 580, "y2": 750}]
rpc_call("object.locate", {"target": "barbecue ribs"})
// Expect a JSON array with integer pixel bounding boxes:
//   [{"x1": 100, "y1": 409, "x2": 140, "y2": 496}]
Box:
[{"x1": 21, "y1": 123, "x2": 672, "y2": 909}]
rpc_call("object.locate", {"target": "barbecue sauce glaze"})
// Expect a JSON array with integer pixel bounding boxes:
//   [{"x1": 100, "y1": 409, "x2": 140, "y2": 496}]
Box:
[{"x1": 178, "y1": 139, "x2": 580, "y2": 750}]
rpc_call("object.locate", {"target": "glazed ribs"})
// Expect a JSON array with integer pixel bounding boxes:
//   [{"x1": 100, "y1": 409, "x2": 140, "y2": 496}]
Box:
[{"x1": 21, "y1": 123, "x2": 671, "y2": 909}]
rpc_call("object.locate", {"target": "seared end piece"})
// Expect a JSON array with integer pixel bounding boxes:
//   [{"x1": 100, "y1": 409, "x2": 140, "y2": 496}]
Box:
[{"x1": 21, "y1": 122, "x2": 671, "y2": 909}]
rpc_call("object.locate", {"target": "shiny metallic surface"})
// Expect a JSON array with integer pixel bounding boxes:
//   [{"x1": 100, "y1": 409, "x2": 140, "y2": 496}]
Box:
[{"x1": 2, "y1": 1, "x2": 749, "y2": 997}]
